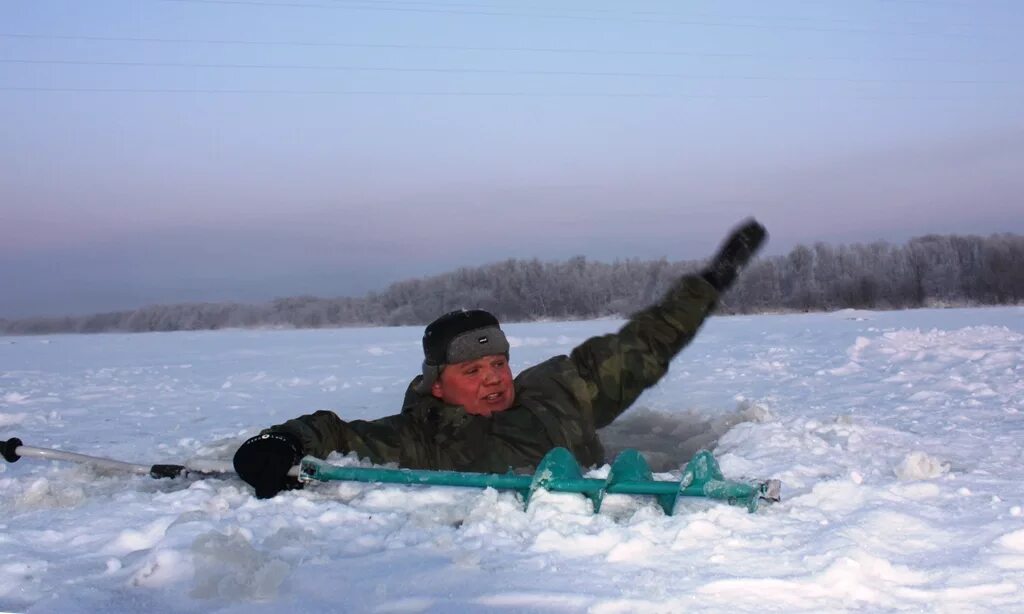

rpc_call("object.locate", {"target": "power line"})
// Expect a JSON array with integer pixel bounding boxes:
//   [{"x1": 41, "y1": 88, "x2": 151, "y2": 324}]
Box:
[
  {"x1": 2, "y1": 58, "x2": 1018, "y2": 87},
  {"x1": 0, "y1": 86, "x2": 756, "y2": 97},
  {"x1": 0, "y1": 86, "x2": 992, "y2": 101},
  {"x1": 0, "y1": 33, "x2": 1010, "y2": 65},
  {"x1": 835, "y1": 0, "x2": 1003, "y2": 6},
  {"x1": 156, "y1": 0, "x2": 981, "y2": 38},
  {"x1": 317, "y1": 0, "x2": 978, "y2": 29}
]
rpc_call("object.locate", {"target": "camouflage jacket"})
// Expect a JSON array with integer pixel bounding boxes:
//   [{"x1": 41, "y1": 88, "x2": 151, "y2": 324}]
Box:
[{"x1": 265, "y1": 275, "x2": 719, "y2": 472}]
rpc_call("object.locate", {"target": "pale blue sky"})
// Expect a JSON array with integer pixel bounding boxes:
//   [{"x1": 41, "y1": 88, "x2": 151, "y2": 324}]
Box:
[{"x1": 1, "y1": 0, "x2": 1022, "y2": 317}]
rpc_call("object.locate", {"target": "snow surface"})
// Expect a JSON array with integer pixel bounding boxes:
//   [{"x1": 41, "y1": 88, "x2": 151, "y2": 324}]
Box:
[{"x1": 1, "y1": 306, "x2": 1023, "y2": 613}]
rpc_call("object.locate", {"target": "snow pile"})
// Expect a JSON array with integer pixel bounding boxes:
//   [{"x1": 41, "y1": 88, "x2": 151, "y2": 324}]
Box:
[
  {"x1": 895, "y1": 451, "x2": 951, "y2": 480},
  {"x1": 191, "y1": 530, "x2": 291, "y2": 600},
  {"x1": 1, "y1": 307, "x2": 1023, "y2": 612}
]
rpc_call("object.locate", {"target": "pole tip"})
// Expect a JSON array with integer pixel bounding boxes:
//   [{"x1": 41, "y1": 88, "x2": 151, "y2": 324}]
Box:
[{"x1": 2, "y1": 437, "x2": 22, "y2": 463}]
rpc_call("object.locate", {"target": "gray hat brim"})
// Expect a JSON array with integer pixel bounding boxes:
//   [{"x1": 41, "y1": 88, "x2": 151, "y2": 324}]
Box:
[{"x1": 414, "y1": 326, "x2": 510, "y2": 396}]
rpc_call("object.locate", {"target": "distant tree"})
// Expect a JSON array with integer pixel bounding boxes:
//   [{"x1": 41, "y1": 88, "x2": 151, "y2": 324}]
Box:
[{"x1": 3, "y1": 232, "x2": 1022, "y2": 335}]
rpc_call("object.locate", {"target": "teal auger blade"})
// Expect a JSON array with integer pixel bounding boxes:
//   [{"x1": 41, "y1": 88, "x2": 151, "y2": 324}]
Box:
[
  {"x1": 604, "y1": 449, "x2": 675, "y2": 515},
  {"x1": 299, "y1": 448, "x2": 781, "y2": 515},
  {"x1": 678, "y1": 450, "x2": 782, "y2": 513},
  {"x1": 528, "y1": 446, "x2": 602, "y2": 510}
]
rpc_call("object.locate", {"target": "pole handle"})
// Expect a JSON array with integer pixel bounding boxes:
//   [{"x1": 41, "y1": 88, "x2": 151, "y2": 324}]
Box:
[{"x1": 150, "y1": 464, "x2": 187, "y2": 479}]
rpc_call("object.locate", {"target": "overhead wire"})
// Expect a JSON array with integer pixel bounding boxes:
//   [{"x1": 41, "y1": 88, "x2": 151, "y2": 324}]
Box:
[
  {"x1": 3, "y1": 3, "x2": 1015, "y2": 101},
  {"x1": 0, "y1": 86, "x2": 996, "y2": 102},
  {"x1": 1, "y1": 58, "x2": 1017, "y2": 87},
  {"x1": 0, "y1": 33, "x2": 1010, "y2": 65},
  {"x1": 155, "y1": 0, "x2": 982, "y2": 38},
  {"x1": 314, "y1": 0, "x2": 978, "y2": 28}
]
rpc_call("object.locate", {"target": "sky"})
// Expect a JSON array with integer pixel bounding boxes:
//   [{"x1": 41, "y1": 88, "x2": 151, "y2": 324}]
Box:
[{"x1": 1, "y1": 0, "x2": 1023, "y2": 318}]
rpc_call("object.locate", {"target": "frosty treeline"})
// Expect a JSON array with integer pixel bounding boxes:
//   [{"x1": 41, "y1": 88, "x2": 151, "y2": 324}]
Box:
[{"x1": 4, "y1": 233, "x2": 1022, "y2": 335}]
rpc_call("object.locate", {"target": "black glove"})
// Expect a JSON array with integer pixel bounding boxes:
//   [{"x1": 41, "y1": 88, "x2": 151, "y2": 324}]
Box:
[
  {"x1": 233, "y1": 433, "x2": 303, "y2": 499},
  {"x1": 701, "y1": 219, "x2": 768, "y2": 292}
]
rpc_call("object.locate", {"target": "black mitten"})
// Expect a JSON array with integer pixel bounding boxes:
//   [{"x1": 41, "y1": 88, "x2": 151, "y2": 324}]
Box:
[
  {"x1": 701, "y1": 219, "x2": 768, "y2": 292},
  {"x1": 233, "y1": 433, "x2": 303, "y2": 499}
]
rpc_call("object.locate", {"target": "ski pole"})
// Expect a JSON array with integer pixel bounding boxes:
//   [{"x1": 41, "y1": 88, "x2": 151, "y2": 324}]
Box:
[{"x1": 1, "y1": 436, "x2": 299, "y2": 479}]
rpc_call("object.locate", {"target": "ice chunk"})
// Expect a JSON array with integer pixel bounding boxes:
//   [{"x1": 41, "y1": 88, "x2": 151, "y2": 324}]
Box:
[
  {"x1": 894, "y1": 451, "x2": 950, "y2": 480},
  {"x1": 190, "y1": 530, "x2": 291, "y2": 600}
]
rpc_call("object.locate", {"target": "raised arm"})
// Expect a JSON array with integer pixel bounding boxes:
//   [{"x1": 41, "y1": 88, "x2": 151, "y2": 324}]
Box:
[{"x1": 570, "y1": 219, "x2": 767, "y2": 427}]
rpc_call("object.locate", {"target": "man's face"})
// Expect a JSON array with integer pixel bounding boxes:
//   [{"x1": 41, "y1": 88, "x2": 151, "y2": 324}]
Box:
[{"x1": 430, "y1": 354, "x2": 515, "y2": 416}]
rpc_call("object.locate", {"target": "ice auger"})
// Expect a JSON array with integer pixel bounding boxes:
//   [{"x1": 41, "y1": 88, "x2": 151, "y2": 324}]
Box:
[{"x1": 299, "y1": 447, "x2": 781, "y2": 514}]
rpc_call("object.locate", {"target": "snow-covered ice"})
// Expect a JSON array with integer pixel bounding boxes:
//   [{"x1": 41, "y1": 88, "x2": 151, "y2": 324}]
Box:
[{"x1": 1, "y1": 306, "x2": 1023, "y2": 612}]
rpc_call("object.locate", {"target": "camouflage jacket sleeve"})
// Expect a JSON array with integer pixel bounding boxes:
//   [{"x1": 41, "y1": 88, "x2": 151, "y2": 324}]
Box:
[
  {"x1": 261, "y1": 404, "x2": 545, "y2": 473},
  {"x1": 263, "y1": 410, "x2": 406, "y2": 464},
  {"x1": 568, "y1": 274, "x2": 719, "y2": 429}
]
